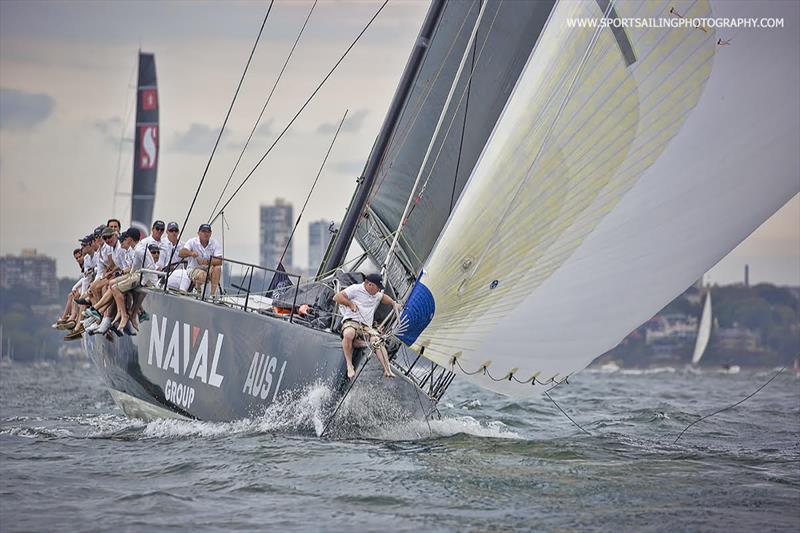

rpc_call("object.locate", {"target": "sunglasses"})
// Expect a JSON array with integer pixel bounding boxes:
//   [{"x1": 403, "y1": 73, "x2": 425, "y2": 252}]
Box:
[
  {"x1": 103, "y1": 235, "x2": 114, "y2": 240},
  {"x1": 168, "y1": 228, "x2": 179, "y2": 233}
]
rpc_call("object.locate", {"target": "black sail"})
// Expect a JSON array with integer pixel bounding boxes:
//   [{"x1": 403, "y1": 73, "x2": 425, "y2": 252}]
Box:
[
  {"x1": 131, "y1": 52, "x2": 159, "y2": 233},
  {"x1": 353, "y1": 0, "x2": 555, "y2": 296}
]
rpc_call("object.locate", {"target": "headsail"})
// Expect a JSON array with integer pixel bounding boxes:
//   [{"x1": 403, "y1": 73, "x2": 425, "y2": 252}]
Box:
[
  {"x1": 131, "y1": 52, "x2": 159, "y2": 235},
  {"x1": 692, "y1": 291, "x2": 712, "y2": 366},
  {"x1": 398, "y1": 0, "x2": 799, "y2": 395},
  {"x1": 354, "y1": 0, "x2": 555, "y2": 296}
]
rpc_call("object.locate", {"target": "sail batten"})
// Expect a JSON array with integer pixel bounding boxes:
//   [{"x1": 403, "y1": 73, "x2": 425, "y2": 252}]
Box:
[{"x1": 397, "y1": 0, "x2": 799, "y2": 395}]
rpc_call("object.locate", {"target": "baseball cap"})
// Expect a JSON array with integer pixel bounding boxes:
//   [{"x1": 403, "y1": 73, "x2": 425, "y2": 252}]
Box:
[
  {"x1": 198, "y1": 224, "x2": 212, "y2": 232},
  {"x1": 167, "y1": 222, "x2": 179, "y2": 231},
  {"x1": 93, "y1": 225, "x2": 106, "y2": 237},
  {"x1": 101, "y1": 226, "x2": 115, "y2": 237},
  {"x1": 152, "y1": 220, "x2": 166, "y2": 230},
  {"x1": 364, "y1": 273, "x2": 384, "y2": 290},
  {"x1": 147, "y1": 243, "x2": 161, "y2": 252}
]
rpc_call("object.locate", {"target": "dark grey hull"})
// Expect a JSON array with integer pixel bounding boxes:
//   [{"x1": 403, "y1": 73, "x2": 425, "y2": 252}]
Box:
[{"x1": 83, "y1": 290, "x2": 437, "y2": 431}]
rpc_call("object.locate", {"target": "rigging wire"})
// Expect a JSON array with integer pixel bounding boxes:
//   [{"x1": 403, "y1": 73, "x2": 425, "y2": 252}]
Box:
[
  {"x1": 364, "y1": 0, "x2": 462, "y2": 207},
  {"x1": 448, "y1": 11, "x2": 477, "y2": 215},
  {"x1": 381, "y1": 0, "x2": 491, "y2": 277},
  {"x1": 209, "y1": 0, "x2": 390, "y2": 224},
  {"x1": 165, "y1": 2, "x2": 273, "y2": 273},
  {"x1": 209, "y1": 0, "x2": 318, "y2": 221},
  {"x1": 111, "y1": 58, "x2": 138, "y2": 218},
  {"x1": 672, "y1": 366, "x2": 786, "y2": 444},
  {"x1": 544, "y1": 390, "x2": 592, "y2": 437},
  {"x1": 277, "y1": 109, "x2": 348, "y2": 269}
]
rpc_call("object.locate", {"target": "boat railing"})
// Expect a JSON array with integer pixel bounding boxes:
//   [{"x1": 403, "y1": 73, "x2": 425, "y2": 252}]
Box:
[
  {"x1": 391, "y1": 346, "x2": 455, "y2": 402},
  {"x1": 162, "y1": 257, "x2": 312, "y2": 324}
]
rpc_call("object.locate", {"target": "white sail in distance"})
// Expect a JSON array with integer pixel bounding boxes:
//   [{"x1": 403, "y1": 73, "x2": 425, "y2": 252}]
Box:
[
  {"x1": 692, "y1": 291, "x2": 712, "y2": 366},
  {"x1": 399, "y1": 0, "x2": 799, "y2": 395}
]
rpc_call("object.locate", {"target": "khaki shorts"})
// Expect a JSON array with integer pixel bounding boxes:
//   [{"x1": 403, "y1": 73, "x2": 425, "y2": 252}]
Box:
[
  {"x1": 341, "y1": 320, "x2": 380, "y2": 341},
  {"x1": 190, "y1": 268, "x2": 208, "y2": 283},
  {"x1": 115, "y1": 272, "x2": 154, "y2": 293},
  {"x1": 115, "y1": 272, "x2": 141, "y2": 293}
]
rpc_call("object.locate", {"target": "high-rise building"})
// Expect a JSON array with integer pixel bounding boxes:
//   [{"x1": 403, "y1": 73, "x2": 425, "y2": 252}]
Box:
[
  {"x1": 260, "y1": 199, "x2": 293, "y2": 270},
  {"x1": 308, "y1": 219, "x2": 336, "y2": 275},
  {"x1": 0, "y1": 249, "x2": 58, "y2": 300}
]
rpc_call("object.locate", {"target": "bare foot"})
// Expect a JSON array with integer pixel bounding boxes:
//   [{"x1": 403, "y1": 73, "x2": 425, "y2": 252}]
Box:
[
  {"x1": 347, "y1": 366, "x2": 356, "y2": 379},
  {"x1": 384, "y1": 371, "x2": 395, "y2": 378}
]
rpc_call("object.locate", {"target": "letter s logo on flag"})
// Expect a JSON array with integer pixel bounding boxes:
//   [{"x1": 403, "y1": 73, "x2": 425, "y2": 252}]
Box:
[{"x1": 138, "y1": 125, "x2": 158, "y2": 169}]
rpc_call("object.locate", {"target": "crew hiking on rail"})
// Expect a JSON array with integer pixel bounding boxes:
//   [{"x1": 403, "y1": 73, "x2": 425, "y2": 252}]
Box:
[{"x1": 53, "y1": 220, "x2": 222, "y2": 340}]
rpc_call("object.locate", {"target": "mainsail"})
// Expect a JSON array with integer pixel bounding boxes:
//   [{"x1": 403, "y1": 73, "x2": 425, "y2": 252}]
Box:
[
  {"x1": 389, "y1": 0, "x2": 799, "y2": 395},
  {"x1": 131, "y1": 52, "x2": 159, "y2": 234},
  {"x1": 692, "y1": 292, "x2": 712, "y2": 366}
]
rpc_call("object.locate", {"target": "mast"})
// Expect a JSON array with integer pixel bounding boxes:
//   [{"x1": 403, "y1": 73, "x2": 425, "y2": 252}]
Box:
[
  {"x1": 131, "y1": 51, "x2": 159, "y2": 234},
  {"x1": 321, "y1": 0, "x2": 446, "y2": 275}
]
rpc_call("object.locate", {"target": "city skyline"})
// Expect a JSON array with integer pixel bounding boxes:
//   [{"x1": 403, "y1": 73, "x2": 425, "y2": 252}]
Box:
[{"x1": 259, "y1": 198, "x2": 293, "y2": 270}]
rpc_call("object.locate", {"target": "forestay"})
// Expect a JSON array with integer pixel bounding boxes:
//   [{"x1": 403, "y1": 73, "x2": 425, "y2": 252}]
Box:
[{"x1": 401, "y1": 0, "x2": 800, "y2": 395}]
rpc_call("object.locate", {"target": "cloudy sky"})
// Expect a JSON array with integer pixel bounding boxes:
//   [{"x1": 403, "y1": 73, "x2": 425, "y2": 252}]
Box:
[{"x1": 1, "y1": 0, "x2": 798, "y2": 285}]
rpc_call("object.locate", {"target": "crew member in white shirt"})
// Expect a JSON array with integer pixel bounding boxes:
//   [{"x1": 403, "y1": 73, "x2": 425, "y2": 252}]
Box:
[
  {"x1": 90, "y1": 226, "x2": 121, "y2": 301},
  {"x1": 333, "y1": 273, "x2": 400, "y2": 379},
  {"x1": 66, "y1": 226, "x2": 104, "y2": 339},
  {"x1": 109, "y1": 240, "x2": 159, "y2": 333},
  {"x1": 179, "y1": 223, "x2": 223, "y2": 297},
  {"x1": 163, "y1": 222, "x2": 185, "y2": 268},
  {"x1": 139, "y1": 220, "x2": 169, "y2": 269},
  {"x1": 164, "y1": 221, "x2": 190, "y2": 291},
  {"x1": 106, "y1": 218, "x2": 121, "y2": 234}
]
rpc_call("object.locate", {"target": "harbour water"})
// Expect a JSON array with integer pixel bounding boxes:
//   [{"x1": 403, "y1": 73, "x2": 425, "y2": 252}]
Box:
[{"x1": 1, "y1": 361, "x2": 798, "y2": 532}]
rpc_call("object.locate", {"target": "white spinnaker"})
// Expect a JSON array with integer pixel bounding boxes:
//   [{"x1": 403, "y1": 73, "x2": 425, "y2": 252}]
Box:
[
  {"x1": 691, "y1": 292, "x2": 712, "y2": 366},
  {"x1": 410, "y1": 0, "x2": 800, "y2": 395}
]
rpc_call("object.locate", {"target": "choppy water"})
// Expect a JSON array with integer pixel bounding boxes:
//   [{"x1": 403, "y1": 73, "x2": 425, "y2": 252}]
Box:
[{"x1": 1, "y1": 361, "x2": 798, "y2": 532}]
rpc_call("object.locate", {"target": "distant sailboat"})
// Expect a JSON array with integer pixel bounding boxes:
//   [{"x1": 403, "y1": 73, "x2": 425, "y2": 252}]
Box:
[
  {"x1": 691, "y1": 292, "x2": 712, "y2": 366},
  {"x1": 130, "y1": 52, "x2": 159, "y2": 235}
]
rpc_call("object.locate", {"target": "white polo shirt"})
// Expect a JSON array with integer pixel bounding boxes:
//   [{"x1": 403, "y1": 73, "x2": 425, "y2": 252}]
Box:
[
  {"x1": 93, "y1": 249, "x2": 105, "y2": 281},
  {"x1": 118, "y1": 244, "x2": 134, "y2": 271},
  {"x1": 339, "y1": 283, "x2": 383, "y2": 325},
  {"x1": 132, "y1": 242, "x2": 159, "y2": 285},
  {"x1": 109, "y1": 240, "x2": 125, "y2": 271},
  {"x1": 140, "y1": 234, "x2": 169, "y2": 268},
  {"x1": 163, "y1": 238, "x2": 186, "y2": 269},
  {"x1": 100, "y1": 240, "x2": 121, "y2": 273},
  {"x1": 82, "y1": 254, "x2": 95, "y2": 279},
  {"x1": 182, "y1": 237, "x2": 222, "y2": 271}
]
